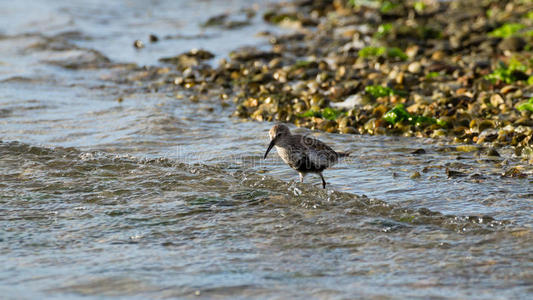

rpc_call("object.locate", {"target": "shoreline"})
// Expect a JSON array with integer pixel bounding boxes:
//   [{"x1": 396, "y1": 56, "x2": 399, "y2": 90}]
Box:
[{"x1": 149, "y1": 0, "x2": 533, "y2": 161}]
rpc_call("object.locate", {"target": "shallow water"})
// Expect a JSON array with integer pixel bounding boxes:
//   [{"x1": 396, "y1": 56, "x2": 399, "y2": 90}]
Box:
[{"x1": 1, "y1": 1, "x2": 532, "y2": 299}]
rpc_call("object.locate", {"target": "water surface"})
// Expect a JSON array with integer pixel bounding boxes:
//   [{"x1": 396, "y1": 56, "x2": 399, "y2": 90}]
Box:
[{"x1": 0, "y1": 1, "x2": 532, "y2": 299}]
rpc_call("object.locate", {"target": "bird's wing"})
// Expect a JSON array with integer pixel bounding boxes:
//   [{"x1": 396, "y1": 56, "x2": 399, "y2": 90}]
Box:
[
  {"x1": 291, "y1": 135, "x2": 338, "y2": 168},
  {"x1": 296, "y1": 135, "x2": 334, "y2": 151}
]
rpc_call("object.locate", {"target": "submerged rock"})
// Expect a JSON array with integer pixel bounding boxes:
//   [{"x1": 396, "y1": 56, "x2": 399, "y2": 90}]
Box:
[
  {"x1": 229, "y1": 47, "x2": 280, "y2": 62},
  {"x1": 502, "y1": 167, "x2": 527, "y2": 178},
  {"x1": 45, "y1": 49, "x2": 112, "y2": 69},
  {"x1": 498, "y1": 37, "x2": 526, "y2": 52},
  {"x1": 149, "y1": 34, "x2": 159, "y2": 43},
  {"x1": 159, "y1": 49, "x2": 214, "y2": 70},
  {"x1": 446, "y1": 168, "x2": 467, "y2": 178},
  {"x1": 411, "y1": 148, "x2": 426, "y2": 155}
]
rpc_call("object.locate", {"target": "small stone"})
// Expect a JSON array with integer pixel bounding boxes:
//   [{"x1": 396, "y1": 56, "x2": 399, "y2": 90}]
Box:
[
  {"x1": 455, "y1": 88, "x2": 468, "y2": 95},
  {"x1": 159, "y1": 49, "x2": 214, "y2": 70},
  {"x1": 411, "y1": 148, "x2": 426, "y2": 155},
  {"x1": 406, "y1": 103, "x2": 420, "y2": 114},
  {"x1": 502, "y1": 167, "x2": 527, "y2": 178},
  {"x1": 500, "y1": 85, "x2": 518, "y2": 95},
  {"x1": 410, "y1": 171, "x2": 421, "y2": 179},
  {"x1": 446, "y1": 168, "x2": 466, "y2": 178},
  {"x1": 341, "y1": 127, "x2": 357, "y2": 134},
  {"x1": 330, "y1": 94, "x2": 368, "y2": 109},
  {"x1": 133, "y1": 40, "x2": 144, "y2": 49},
  {"x1": 174, "y1": 77, "x2": 184, "y2": 85},
  {"x1": 405, "y1": 45, "x2": 420, "y2": 58},
  {"x1": 229, "y1": 47, "x2": 280, "y2": 62},
  {"x1": 456, "y1": 145, "x2": 477, "y2": 152},
  {"x1": 486, "y1": 148, "x2": 500, "y2": 157},
  {"x1": 189, "y1": 48, "x2": 215, "y2": 59},
  {"x1": 477, "y1": 129, "x2": 498, "y2": 144},
  {"x1": 395, "y1": 72, "x2": 404, "y2": 84},
  {"x1": 338, "y1": 116, "x2": 350, "y2": 129},
  {"x1": 478, "y1": 120, "x2": 495, "y2": 132},
  {"x1": 431, "y1": 129, "x2": 447, "y2": 138},
  {"x1": 431, "y1": 51, "x2": 445, "y2": 61},
  {"x1": 490, "y1": 94, "x2": 504, "y2": 107},
  {"x1": 364, "y1": 118, "x2": 377, "y2": 133},
  {"x1": 149, "y1": 34, "x2": 159, "y2": 42},
  {"x1": 418, "y1": 208, "x2": 438, "y2": 216},
  {"x1": 470, "y1": 173, "x2": 486, "y2": 180},
  {"x1": 498, "y1": 37, "x2": 526, "y2": 52},
  {"x1": 407, "y1": 61, "x2": 422, "y2": 73}
]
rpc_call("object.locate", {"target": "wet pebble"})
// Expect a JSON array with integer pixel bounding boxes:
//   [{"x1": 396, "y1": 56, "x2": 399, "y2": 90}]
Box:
[
  {"x1": 446, "y1": 168, "x2": 467, "y2": 178},
  {"x1": 133, "y1": 40, "x2": 144, "y2": 49},
  {"x1": 407, "y1": 61, "x2": 422, "y2": 74},
  {"x1": 411, "y1": 148, "x2": 426, "y2": 155},
  {"x1": 498, "y1": 37, "x2": 526, "y2": 52},
  {"x1": 149, "y1": 34, "x2": 159, "y2": 43}
]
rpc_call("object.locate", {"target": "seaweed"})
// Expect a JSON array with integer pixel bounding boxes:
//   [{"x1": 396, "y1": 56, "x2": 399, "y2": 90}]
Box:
[
  {"x1": 380, "y1": 1, "x2": 399, "y2": 13},
  {"x1": 517, "y1": 97, "x2": 533, "y2": 112},
  {"x1": 374, "y1": 23, "x2": 393, "y2": 39},
  {"x1": 425, "y1": 72, "x2": 442, "y2": 79},
  {"x1": 485, "y1": 59, "x2": 529, "y2": 84},
  {"x1": 383, "y1": 104, "x2": 438, "y2": 127},
  {"x1": 358, "y1": 46, "x2": 408, "y2": 60},
  {"x1": 365, "y1": 85, "x2": 406, "y2": 98},
  {"x1": 414, "y1": 1, "x2": 426, "y2": 13},
  {"x1": 488, "y1": 23, "x2": 526, "y2": 38}
]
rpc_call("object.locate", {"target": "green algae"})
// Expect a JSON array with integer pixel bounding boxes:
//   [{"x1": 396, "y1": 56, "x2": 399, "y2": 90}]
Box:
[
  {"x1": 485, "y1": 59, "x2": 529, "y2": 84},
  {"x1": 414, "y1": 1, "x2": 426, "y2": 13},
  {"x1": 379, "y1": 1, "x2": 399, "y2": 13},
  {"x1": 426, "y1": 72, "x2": 442, "y2": 79},
  {"x1": 517, "y1": 98, "x2": 533, "y2": 112},
  {"x1": 263, "y1": 12, "x2": 299, "y2": 24},
  {"x1": 489, "y1": 23, "x2": 526, "y2": 38},
  {"x1": 365, "y1": 85, "x2": 397, "y2": 98},
  {"x1": 358, "y1": 46, "x2": 408, "y2": 61},
  {"x1": 374, "y1": 23, "x2": 393, "y2": 39},
  {"x1": 383, "y1": 104, "x2": 438, "y2": 127},
  {"x1": 298, "y1": 107, "x2": 345, "y2": 121}
]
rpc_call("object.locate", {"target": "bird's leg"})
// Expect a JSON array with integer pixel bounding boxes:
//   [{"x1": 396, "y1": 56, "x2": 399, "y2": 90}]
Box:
[
  {"x1": 299, "y1": 172, "x2": 304, "y2": 183},
  {"x1": 319, "y1": 172, "x2": 326, "y2": 189}
]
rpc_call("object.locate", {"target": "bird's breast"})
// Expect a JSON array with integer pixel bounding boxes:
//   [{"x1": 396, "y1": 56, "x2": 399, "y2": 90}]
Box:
[{"x1": 274, "y1": 145, "x2": 296, "y2": 165}]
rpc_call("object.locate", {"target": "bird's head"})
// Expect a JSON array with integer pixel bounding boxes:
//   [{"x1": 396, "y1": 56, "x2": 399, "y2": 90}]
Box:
[{"x1": 264, "y1": 124, "x2": 291, "y2": 159}]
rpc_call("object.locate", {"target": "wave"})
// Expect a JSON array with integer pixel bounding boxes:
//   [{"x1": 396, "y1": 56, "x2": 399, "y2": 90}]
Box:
[{"x1": 0, "y1": 140, "x2": 510, "y2": 234}]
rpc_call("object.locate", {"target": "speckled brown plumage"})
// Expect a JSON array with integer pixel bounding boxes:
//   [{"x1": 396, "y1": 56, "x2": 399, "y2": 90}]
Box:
[{"x1": 263, "y1": 124, "x2": 349, "y2": 189}]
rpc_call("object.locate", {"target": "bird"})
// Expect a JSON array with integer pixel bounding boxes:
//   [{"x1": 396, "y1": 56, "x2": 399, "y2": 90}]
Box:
[{"x1": 263, "y1": 124, "x2": 349, "y2": 189}]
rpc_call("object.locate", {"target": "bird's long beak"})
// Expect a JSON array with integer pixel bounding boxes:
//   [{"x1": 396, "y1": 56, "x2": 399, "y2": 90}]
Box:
[{"x1": 264, "y1": 137, "x2": 278, "y2": 159}]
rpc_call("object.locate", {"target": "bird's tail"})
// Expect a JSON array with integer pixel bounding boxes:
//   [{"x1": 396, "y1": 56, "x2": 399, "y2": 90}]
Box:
[{"x1": 337, "y1": 151, "x2": 351, "y2": 158}]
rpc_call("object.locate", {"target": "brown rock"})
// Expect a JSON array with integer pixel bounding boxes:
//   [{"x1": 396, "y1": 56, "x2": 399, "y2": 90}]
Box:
[{"x1": 498, "y1": 37, "x2": 526, "y2": 52}]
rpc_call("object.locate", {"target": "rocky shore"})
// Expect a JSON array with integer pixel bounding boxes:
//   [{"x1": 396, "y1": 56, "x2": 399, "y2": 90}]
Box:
[{"x1": 129, "y1": 0, "x2": 533, "y2": 160}]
